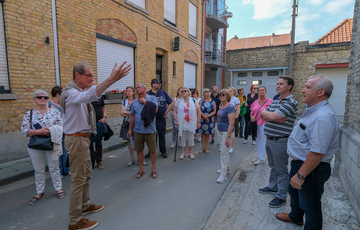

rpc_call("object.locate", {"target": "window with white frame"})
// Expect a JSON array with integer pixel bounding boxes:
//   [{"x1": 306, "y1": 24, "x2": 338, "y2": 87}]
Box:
[
  {"x1": 184, "y1": 62, "x2": 196, "y2": 89},
  {"x1": 0, "y1": 2, "x2": 9, "y2": 92},
  {"x1": 127, "y1": 0, "x2": 145, "y2": 9},
  {"x1": 164, "y1": 0, "x2": 176, "y2": 26},
  {"x1": 189, "y1": 2, "x2": 197, "y2": 38}
]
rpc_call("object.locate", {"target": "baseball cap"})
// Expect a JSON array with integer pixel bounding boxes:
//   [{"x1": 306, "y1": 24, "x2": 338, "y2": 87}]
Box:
[{"x1": 151, "y1": 79, "x2": 162, "y2": 84}]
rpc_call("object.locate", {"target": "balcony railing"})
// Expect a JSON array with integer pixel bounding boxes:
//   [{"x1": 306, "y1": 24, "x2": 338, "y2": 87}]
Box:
[
  {"x1": 206, "y1": 0, "x2": 228, "y2": 20},
  {"x1": 205, "y1": 42, "x2": 227, "y2": 68}
]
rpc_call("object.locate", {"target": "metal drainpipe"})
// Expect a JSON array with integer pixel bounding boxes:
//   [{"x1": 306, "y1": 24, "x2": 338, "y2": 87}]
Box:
[
  {"x1": 222, "y1": 16, "x2": 227, "y2": 88},
  {"x1": 52, "y1": 0, "x2": 60, "y2": 86},
  {"x1": 202, "y1": 0, "x2": 207, "y2": 89}
]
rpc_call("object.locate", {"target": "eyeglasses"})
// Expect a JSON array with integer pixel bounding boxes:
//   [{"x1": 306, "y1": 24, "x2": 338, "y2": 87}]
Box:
[
  {"x1": 204, "y1": 90, "x2": 210, "y2": 93},
  {"x1": 136, "y1": 86, "x2": 144, "y2": 89},
  {"x1": 35, "y1": 96, "x2": 49, "y2": 100},
  {"x1": 220, "y1": 94, "x2": 226, "y2": 97},
  {"x1": 82, "y1": 73, "x2": 94, "y2": 78},
  {"x1": 181, "y1": 90, "x2": 188, "y2": 93}
]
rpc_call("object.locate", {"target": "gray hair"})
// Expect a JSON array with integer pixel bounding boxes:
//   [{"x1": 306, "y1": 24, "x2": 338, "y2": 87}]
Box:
[
  {"x1": 309, "y1": 75, "x2": 333, "y2": 98},
  {"x1": 182, "y1": 87, "x2": 192, "y2": 96},
  {"x1": 136, "y1": 83, "x2": 146, "y2": 88},
  {"x1": 73, "y1": 61, "x2": 93, "y2": 80},
  {"x1": 33, "y1": 90, "x2": 49, "y2": 98}
]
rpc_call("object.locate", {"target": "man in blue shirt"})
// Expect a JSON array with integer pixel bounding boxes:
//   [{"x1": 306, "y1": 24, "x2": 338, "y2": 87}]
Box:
[
  {"x1": 146, "y1": 79, "x2": 173, "y2": 158},
  {"x1": 276, "y1": 75, "x2": 339, "y2": 229},
  {"x1": 128, "y1": 83, "x2": 158, "y2": 179}
]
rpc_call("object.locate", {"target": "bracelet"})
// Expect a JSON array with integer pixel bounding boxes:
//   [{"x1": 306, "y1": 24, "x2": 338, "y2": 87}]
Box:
[
  {"x1": 226, "y1": 136, "x2": 230, "y2": 138},
  {"x1": 197, "y1": 121, "x2": 201, "y2": 123}
]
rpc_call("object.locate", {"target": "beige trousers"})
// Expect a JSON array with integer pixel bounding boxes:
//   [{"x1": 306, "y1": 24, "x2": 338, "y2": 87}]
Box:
[{"x1": 65, "y1": 136, "x2": 92, "y2": 225}]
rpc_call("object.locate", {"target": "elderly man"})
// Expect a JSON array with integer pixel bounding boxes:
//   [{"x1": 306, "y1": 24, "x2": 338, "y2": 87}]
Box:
[
  {"x1": 276, "y1": 75, "x2": 339, "y2": 229},
  {"x1": 61, "y1": 61, "x2": 131, "y2": 230},
  {"x1": 127, "y1": 83, "x2": 158, "y2": 179},
  {"x1": 259, "y1": 76, "x2": 298, "y2": 208}
]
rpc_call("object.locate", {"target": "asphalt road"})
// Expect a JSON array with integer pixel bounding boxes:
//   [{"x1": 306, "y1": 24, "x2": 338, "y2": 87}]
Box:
[{"x1": 0, "y1": 133, "x2": 256, "y2": 230}]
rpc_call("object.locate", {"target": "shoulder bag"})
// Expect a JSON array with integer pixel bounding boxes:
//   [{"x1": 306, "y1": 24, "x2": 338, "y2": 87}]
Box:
[
  {"x1": 247, "y1": 99, "x2": 268, "y2": 136},
  {"x1": 28, "y1": 109, "x2": 54, "y2": 151}
]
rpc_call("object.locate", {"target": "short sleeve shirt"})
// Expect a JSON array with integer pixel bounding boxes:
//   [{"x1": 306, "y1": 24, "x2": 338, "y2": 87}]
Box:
[
  {"x1": 130, "y1": 95, "x2": 158, "y2": 134},
  {"x1": 217, "y1": 104, "x2": 236, "y2": 132},
  {"x1": 91, "y1": 97, "x2": 105, "y2": 122},
  {"x1": 147, "y1": 90, "x2": 172, "y2": 119}
]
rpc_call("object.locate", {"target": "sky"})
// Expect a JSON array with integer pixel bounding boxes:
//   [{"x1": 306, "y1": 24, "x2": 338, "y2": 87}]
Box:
[{"x1": 226, "y1": 0, "x2": 355, "y2": 43}]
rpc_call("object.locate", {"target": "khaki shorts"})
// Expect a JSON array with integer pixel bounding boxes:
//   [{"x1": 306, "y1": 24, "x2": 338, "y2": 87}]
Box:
[{"x1": 133, "y1": 131, "x2": 157, "y2": 152}]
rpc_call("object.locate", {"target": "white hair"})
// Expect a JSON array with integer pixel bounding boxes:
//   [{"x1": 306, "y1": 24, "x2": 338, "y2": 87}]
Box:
[{"x1": 309, "y1": 75, "x2": 333, "y2": 98}]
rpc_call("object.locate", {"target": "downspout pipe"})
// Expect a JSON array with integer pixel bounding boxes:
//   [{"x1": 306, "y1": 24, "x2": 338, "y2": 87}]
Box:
[
  {"x1": 202, "y1": 0, "x2": 207, "y2": 89},
  {"x1": 52, "y1": 0, "x2": 60, "y2": 86}
]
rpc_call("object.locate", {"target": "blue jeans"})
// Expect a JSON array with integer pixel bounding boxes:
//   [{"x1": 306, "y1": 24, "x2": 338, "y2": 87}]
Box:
[
  {"x1": 288, "y1": 160, "x2": 331, "y2": 230},
  {"x1": 59, "y1": 136, "x2": 70, "y2": 176},
  {"x1": 238, "y1": 115, "x2": 245, "y2": 135}
]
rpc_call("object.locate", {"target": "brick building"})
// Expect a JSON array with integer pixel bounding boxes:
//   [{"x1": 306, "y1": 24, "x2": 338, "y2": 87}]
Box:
[{"x1": 0, "y1": 0, "x2": 204, "y2": 163}]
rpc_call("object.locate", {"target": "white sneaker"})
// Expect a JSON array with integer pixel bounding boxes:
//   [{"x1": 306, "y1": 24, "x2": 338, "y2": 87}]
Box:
[
  {"x1": 197, "y1": 136, "x2": 201, "y2": 142},
  {"x1": 170, "y1": 142, "x2": 175, "y2": 148},
  {"x1": 252, "y1": 141, "x2": 256, "y2": 145},
  {"x1": 217, "y1": 169, "x2": 231, "y2": 174},
  {"x1": 229, "y1": 147, "x2": 234, "y2": 153},
  {"x1": 254, "y1": 159, "x2": 263, "y2": 165},
  {"x1": 243, "y1": 140, "x2": 247, "y2": 144},
  {"x1": 217, "y1": 175, "x2": 227, "y2": 184},
  {"x1": 251, "y1": 157, "x2": 259, "y2": 162}
]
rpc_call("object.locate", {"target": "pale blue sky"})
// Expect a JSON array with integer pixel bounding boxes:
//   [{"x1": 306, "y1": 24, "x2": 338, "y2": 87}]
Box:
[{"x1": 226, "y1": 0, "x2": 355, "y2": 43}]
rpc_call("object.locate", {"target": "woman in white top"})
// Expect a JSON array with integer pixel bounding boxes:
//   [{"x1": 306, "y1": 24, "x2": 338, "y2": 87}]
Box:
[
  {"x1": 174, "y1": 87, "x2": 201, "y2": 160},
  {"x1": 228, "y1": 86, "x2": 240, "y2": 153}
]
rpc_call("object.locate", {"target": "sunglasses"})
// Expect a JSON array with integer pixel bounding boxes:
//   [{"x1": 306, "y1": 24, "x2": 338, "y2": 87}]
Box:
[
  {"x1": 253, "y1": 87, "x2": 258, "y2": 89},
  {"x1": 220, "y1": 94, "x2": 226, "y2": 97},
  {"x1": 181, "y1": 90, "x2": 188, "y2": 93},
  {"x1": 35, "y1": 96, "x2": 49, "y2": 100},
  {"x1": 204, "y1": 90, "x2": 210, "y2": 93}
]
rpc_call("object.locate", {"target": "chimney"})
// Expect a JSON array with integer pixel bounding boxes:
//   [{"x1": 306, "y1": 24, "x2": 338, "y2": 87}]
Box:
[
  {"x1": 271, "y1": 33, "x2": 275, "y2": 46},
  {"x1": 234, "y1": 35, "x2": 238, "y2": 39}
]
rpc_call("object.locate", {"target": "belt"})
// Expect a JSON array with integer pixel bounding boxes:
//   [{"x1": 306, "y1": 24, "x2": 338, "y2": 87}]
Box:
[
  {"x1": 266, "y1": 136, "x2": 289, "y2": 140},
  {"x1": 65, "y1": 133, "x2": 91, "y2": 138}
]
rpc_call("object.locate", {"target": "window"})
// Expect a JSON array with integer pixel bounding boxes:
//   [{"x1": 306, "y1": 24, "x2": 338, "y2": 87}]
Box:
[
  {"x1": 127, "y1": 0, "x2": 145, "y2": 9},
  {"x1": 164, "y1": 0, "x2": 176, "y2": 26},
  {"x1": 252, "y1": 80, "x2": 262, "y2": 85},
  {"x1": 237, "y1": 72, "x2": 247, "y2": 77},
  {"x1": 268, "y1": 71, "x2": 279, "y2": 76},
  {"x1": 237, "y1": 80, "x2": 247, "y2": 85},
  {"x1": 173, "y1": 61, "x2": 176, "y2": 76},
  {"x1": 0, "y1": 2, "x2": 9, "y2": 93},
  {"x1": 189, "y1": 2, "x2": 197, "y2": 38},
  {"x1": 252, "y1": 72, "x2": 262, "y2": 77},
  {"x1": 184, "y1": 62, "x2": 196, "y2": 89}
]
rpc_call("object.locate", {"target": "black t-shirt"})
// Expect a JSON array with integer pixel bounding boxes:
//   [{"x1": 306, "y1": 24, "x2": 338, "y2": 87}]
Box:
[
  {"x1": 246, "y1": 93, "x2": 259, "y2": 114},
  {"x1": 211, "y1": 93, "x2": 221, "y2": 116},
  {"x1": 91, "y1": 97, "x2": 105, "y2": 121}
]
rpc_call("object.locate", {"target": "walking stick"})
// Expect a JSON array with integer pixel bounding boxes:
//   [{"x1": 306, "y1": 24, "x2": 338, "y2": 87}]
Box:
[{"x1": 174, "y1": 128, "x2": 179, "y2": 162}]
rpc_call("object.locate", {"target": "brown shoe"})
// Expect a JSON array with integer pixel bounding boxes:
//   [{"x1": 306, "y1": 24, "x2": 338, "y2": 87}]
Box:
[
  {"x1": 68, "y1": 218, "x2": 98, "y2": 230},
  {"x1": 275, "y1": 213, "x2": 304, "y2": 226},
  {"x1": 97, "y1": 162, "x2": 103, "y2": 170},
  {"x1": 83, "y1": 204, "x2": 104, "y2": 215}
]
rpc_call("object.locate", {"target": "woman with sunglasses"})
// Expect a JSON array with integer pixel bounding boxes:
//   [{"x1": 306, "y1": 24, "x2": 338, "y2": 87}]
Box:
[
  {"x1": 216, "y1": 89, "x2": 235, "y2": 183},
  {"x1": 198, "y1": 88, "x2": 216, "y2": 153},
  {"x1": 228, "y1": 86, "x2": 240, "y2": 153},
  {"x1": 250, "y1": 86, "x2": 272, "y2": 165},
  {"x1": 192, "y1": 90, "x2": 202, "y2": 142},
  {"x1": 169, "y1": 87, "x2": 183, "y2": 148},
  {"x1": 21, "y1": 90, "x2": 65, "y2": 204},
  {"x1": 243, "y1": 84, "x2": 259, "y2": 144},
  {"x1": 174, "y1": 87, "x2": 201, "y2": 160}
]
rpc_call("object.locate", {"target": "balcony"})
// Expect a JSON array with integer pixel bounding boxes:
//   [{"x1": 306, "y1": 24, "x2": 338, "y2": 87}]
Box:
[
  {"x1": 205, "y1": 42, "x2": 227, "y2": 68},
  {"x1": 206, "y1": 0, "x2": 230, "y2": 29}
]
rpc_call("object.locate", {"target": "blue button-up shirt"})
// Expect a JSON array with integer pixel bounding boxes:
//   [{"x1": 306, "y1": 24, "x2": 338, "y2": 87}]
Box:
[{"x1": 287, "y1": 99, "x2": 339, "y2": 163}]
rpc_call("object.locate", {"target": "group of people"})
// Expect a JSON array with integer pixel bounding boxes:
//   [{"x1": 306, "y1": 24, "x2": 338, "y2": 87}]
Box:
[{"x1": 21, "y1": 58, "x2": 339, "y2": 230}]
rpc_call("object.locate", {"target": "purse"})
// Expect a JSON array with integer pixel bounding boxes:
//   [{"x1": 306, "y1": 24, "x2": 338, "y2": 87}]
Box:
[
  {"x1": 247, "y1": 99, "x2": 269, "y2": 135},
  {"x1": 27, "y1": 109, "x2": 54, "y2": 151}
]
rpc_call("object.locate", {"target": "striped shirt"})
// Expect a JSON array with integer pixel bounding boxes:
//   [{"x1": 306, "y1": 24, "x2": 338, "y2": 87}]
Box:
[
  {"x1": 264, "y1": 94, "x2": 298, "y2": 137},
  {"x1": 287, "y1": 99, "x2": 339, "y2": 163}
]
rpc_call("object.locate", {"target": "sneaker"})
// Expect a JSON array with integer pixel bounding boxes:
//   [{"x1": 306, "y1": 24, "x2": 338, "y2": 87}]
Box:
[
  {"x1": 254, "y1": 159, "x2": 263, "y2": 165},
  {"x1": 217, "y1": 169, "x2": 231, "y2": 174},
  {"x1": 269, "y1": 197, "x2": 286, "y2": 208},
  {"x1": 196, "y1": 136, "x2": 201, "y2": 142},
  {"x1": 210, "y1": 139, "x2": 215, "y2": 144},
  {"x1": 229, "y1": 147, "x2": 234, "y2": 153},
  {"x1": 251, "y1": 157, "x2": 259, "y2": 162},
  {"x1": 259, "y1": 187, "x2": 278, "y2": 194},
  {"x1": 82, "y1": 204, "x2": 104, "y2": 215},
  {"x1": 239, "y1": 134, "x2": 244, "y2": 138},
  {"x1": 68, "y1": 218, "x2": 98, "y2": 230},
  {"x1": 136, "y1": 160, "x2": 148, "y2": 166},
  {"x1": 144, "y1": 152, "x2": 150, "y2": 158},
  {"x1": 97, "y1": 162, "x2": 103, "y2": 170},
  {"x1": 252, "y1": 141, "x2": 256, "y2": 145},
  {"x1": 127, "y1": 160, "x2": 134, "y2": 167},
  {"x1": 161, "y1": 152, "x2": 168, "y2": 158},
  {"x1": 243, "y1": 139, "x2": 247, "y2": 144},
  {"x1": 170, "y1": 142, "x2": 175, "y2": 148},
  {"x1": 216, "y1": 175, "x2": 227, "y2": 184}
]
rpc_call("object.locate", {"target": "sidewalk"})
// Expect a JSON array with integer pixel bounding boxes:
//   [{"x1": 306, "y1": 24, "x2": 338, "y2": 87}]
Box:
[{"x1": 203, "y1": 149, "x2": 360, "y2": 230}]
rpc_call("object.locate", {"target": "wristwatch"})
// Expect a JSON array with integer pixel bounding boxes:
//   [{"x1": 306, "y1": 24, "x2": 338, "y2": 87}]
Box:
[
  {"x1": 103, "y1": 116, "x2": 107, "y2": 119},
  {"x1": 297, "y1": 172, "x2": 305, "y2": 180}
]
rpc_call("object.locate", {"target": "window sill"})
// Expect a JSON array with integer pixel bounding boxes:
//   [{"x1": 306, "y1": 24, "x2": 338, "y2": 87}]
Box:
[
  {"x1": 0, "y1": 94, "x2": 17, "y2": 100},
  {"x1": 124, "y1": 0, "x2": 150, "y2": 15},
  {"x1": 104, "y1": 99, "x2": 123, "y2": 104},
  {"x1": 163, "y1": 20, "x2": 179, "y2": 32},
  {"x1": 188, "y1": 34, "x2": 199, "y2": 43}
]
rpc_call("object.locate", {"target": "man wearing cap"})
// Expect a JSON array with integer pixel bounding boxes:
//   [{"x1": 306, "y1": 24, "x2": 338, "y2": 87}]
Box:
[
  {"x1": 60, "y1": 61, "x2": 131, "y2": 230},
  {"x1": 146, "y1": 79, "x2": 173, "y2": 158}
]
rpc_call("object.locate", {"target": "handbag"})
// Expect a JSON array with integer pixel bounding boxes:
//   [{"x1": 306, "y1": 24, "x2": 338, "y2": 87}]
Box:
[
  {"x1": 27, "y1": 109, "x2": 54, "y2": 151},
  {"x1": 247, "y1": 99, "x2": 269, "y2": 135}
]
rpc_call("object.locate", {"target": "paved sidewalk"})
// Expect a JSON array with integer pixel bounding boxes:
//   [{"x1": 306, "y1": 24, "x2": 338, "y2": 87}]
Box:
[{"x1": 203, "y1": 149, "x2": 360, "y2": 230}]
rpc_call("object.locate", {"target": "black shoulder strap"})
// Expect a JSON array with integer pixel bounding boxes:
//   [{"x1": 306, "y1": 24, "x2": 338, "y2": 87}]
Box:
[
  {"x1": 47, "y1": 101, "x2": 51, "y2": 108},
  {"x1": 29, "y1": 109, "x2": 33, "y2": 130}
]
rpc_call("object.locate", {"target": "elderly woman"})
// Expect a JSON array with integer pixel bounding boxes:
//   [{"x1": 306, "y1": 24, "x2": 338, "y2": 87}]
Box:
[
  {"x1": 198, "y1": 88, "x2": 216, "y2": 153},
  {"x1": 228, "y1": 86, "x2": 240, "y2": 153},
  {"x1": 250, "y1": 86, "x2": 273, "y2": 165},
  {"x1": 21, "y1": 90, "x2": 65, "y2": 204},
  {"x1": 244, "y1": 84, "x2": 259, "y2": 144},
  {"x1": 216, "y1": 89, "x2": 235, "y2": 184},
  {"x1": 169, "y1": 87, "x2": 183, "y2": 148},
  {"x1": 174, "y1": 87, "x2": 201, "y2": 160}
]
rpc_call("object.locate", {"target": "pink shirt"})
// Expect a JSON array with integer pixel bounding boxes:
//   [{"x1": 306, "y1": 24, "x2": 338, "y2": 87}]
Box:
[{"x1": 251, "y1": 98, "x2": 273, "y2": 125}]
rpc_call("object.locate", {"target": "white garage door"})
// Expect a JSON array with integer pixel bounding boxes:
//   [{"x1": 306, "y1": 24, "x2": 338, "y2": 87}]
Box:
[
  {"x1": 184, "y1": 62, "x2": 196, "y2": 89},
  {"x1": 315, "y1": 67, "x2": 347, "y2": 116},
  {"x1": 96, "y1": 38, "x2": 134, "y2": 92}
]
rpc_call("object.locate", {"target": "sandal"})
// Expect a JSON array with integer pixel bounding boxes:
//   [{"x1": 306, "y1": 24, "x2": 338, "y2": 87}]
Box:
[
  {"x1": 151, "y1": 171, "x2": 158, "y2": 179},
  {"x1": 135, "y1": 171, "x2": 145, "y2": 178},
  {"x1": 205, "y1": 149, "x2": 210, "y2": 153},
  {"x1": 127, "y1": 160, "x2": 134, "y2": 167},
  {"x1": 56, "y1": 190, "x2": 66, "y2": 199},
  {"x1": 28, "y1": 192, "x2": 44, "y2": 205},
  {"x1": 179, "y1": 154, "x2": 185, "y2": 160},
  {"x1": 189, "y1": 154, "x2": 195, "y2": 160},
  {"x1": 199, "y1": 149, "x2": 204, "y2": 154}
]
